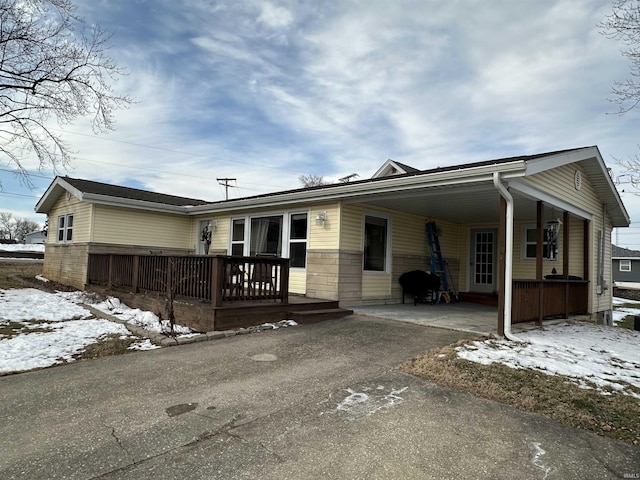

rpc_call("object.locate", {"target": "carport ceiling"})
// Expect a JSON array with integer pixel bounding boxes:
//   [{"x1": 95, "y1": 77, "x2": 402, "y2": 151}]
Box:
[{"x1": 344, "y1": 182, "x2": 542, "y2": 224}]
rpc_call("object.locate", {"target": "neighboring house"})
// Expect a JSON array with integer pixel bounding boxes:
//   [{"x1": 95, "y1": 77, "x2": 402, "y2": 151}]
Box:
[
  {"x1": 24, "y1": 230, "x2": 47, "y2": 244},
  {"x1": 612, "y1": 245, "x2": 640, "y2": 284},
  {"x1": 34, "y1": 146, "x2": 629, "y2": 332}
]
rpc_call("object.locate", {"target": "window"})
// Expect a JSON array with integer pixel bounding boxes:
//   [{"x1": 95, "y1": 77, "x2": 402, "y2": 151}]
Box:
[
  {"x1": 289, "y1": 213, "x2": 308, "y2": 268},
  {"x1": 620, "y1": 259, "x2": 632, "y2": 272},
  {"x1": 364, "y1": 215, "x2": 389, "y2": 272},
  {"x1": 229, "y1": 212, "x2": 308, "y2": 266},
  {"x1": 231, "y1": 219, "x2": 245, "y2": 256},
  {"x1": 250, "y1": 216, "x2": 283, "y2": 256},
  {"x1": 522, "y1": 225, "x2": 554, "y2": 260},
  {"x1": 56, "y1": 214, "x2": 73, "y2": 243}
]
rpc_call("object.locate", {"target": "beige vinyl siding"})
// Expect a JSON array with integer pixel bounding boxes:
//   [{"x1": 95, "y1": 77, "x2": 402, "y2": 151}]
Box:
[
  {"x1": 339, "y1": 203, "x2": 363, "y2": 251},
  {"x1": 46, "y1": 193, "x2": 92, "y2": 243},
  {"x1": 308, "y1": 204, "x2": 340, "y2": 250},
  {"x1": 92, "y1": 205, "x2": 193, "y2": 248},
  {"x1": 524, "y1": 163, "x2": 600, "y2": 217},
  {"x1": 362, "y1": 274, "x2": 391, "y2": 299},
  {"x1": 526, "y1": 162, "x2": 612, "y2": 313},
  {"x1": 289, "y1": 269, "x2": 306, "y2": 294}
]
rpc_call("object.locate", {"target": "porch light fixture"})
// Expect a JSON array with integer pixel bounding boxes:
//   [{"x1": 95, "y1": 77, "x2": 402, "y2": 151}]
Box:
[{"x1": 315, "y1": 211, "x2": 327, "y2": 226}]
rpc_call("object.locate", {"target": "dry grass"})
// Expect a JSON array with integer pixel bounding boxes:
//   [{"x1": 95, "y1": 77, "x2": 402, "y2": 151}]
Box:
[
  {"x1": 72, "y1": 333, "x2": 137, "y2": 360},
  {"x1": 0, "y1": 260, "x2": 43, "y2": 289},
  {"x1": 400, "y1": 340, "x2": 640, "y2": 446}
]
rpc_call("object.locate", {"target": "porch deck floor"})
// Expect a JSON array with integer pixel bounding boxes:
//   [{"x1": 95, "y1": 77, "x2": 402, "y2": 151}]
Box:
[{"x1": 352, "y1": 302, "x2": 571, "y2": 337}]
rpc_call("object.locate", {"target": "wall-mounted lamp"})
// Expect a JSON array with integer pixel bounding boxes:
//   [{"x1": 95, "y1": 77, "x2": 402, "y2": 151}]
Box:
[{"x1": 315, "y1": 211, "x2": 327, "y2": 226}]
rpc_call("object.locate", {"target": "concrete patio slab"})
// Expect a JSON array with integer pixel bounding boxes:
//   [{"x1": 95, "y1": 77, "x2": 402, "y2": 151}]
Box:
[{"x1": 353, "y1": 301, "x2": 498, "y2": 336}]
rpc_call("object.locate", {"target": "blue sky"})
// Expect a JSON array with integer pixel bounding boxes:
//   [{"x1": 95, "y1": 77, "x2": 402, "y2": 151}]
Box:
[{"x1": 2, "y1": 0, "x2": 640, "y2": 246}]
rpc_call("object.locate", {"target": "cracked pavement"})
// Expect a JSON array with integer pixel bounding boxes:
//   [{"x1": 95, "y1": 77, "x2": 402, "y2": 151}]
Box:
[{"x1": 1, "y1": 315, "x2": 639, "y2": 479}]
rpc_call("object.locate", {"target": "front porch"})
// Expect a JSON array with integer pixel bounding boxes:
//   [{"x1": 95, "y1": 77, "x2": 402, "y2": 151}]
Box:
[{"x1": 86, "y1": 253, "x2": 352, "y2": 332}]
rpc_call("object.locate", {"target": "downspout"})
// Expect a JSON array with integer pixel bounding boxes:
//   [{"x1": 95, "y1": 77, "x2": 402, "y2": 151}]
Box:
[{"x1": 492, "y1": 172, "x2": 523, "y2": 342}]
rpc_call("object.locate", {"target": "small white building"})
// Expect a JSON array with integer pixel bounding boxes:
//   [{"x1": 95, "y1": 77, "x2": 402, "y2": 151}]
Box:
[{"x1": 25, "y1": 230, "x2": 47, "y2": 244}]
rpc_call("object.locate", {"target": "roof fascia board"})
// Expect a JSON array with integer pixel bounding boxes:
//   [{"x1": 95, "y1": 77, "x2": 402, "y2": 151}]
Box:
[
  {"x1": 35, "y1": 177, "x2": 84, "y2": 213},
  {"x1": 613, "y1": 256, "x2": 640, "y2": 259},
  {"x1": 83, "y1": 193, "x2": 189, "y2": 214},
  {"x1": 508, "y1": 179, "x2": 593, "y2": 220},
  {"x1": 524, "y1": 147, "x2": 598, "y2": 176},
  {"x1": 188, "y1": 161, "x2": 527, "y2": 215},
  {"x1": 588, "y1": 148, "x2": 631, "y2": 225}
]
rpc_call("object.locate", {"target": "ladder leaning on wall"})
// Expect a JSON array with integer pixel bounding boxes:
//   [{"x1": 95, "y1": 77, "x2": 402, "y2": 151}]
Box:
[{"x1": 426, "y1": 221, "x2": 450, "y2": 303}]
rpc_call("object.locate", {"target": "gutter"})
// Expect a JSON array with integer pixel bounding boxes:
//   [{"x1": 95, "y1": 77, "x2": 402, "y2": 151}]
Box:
[
  {"x1": 492, "y1": 172, "x2": 523, "y2": 342},
  {"x1": 187, "y1": 161, "x2": 527, "y2": 215}
]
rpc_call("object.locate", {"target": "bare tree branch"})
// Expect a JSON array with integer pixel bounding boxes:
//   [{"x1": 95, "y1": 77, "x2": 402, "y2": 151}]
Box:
[
  {"x1": 0, "y1": 0, "x2": 132, "y2": 185},
  {"x1": 600, "y1": 0, "x2": 640, "y2": 114}
]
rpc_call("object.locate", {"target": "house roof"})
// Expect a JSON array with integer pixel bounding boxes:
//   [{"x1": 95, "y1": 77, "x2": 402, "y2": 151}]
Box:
[
  {"x1": 188, "y1": 146, "x2": 630, "y2": 227},
  {"x1": 35, "y1": 176, "x2": 208, "y2": 214},
  {"x1": 34, "y1": 146, "x2": 631, "y2": 227},
  {"x1": 371, "y1": 159, "x2": 421, "y2": 178},
  {"x1": 612, "y1": 245, "x2": 640, "y2": 259}
]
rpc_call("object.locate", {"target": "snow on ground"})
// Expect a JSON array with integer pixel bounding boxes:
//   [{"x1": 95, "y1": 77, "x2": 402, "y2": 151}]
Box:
[
  {"x1": 0, "y1": 288, "x2": 173, "y2": 375},
  {"x1": 612, "y1": 296, "x2": 640, "y2": 324},
  {"x1": 86, "y1": 296, "x2": 194, "y2": 336},
  {"x1": 0, "y1": 243, "x2": 45, "y2": 252},
  {"x1": 0, "y1": 319, "x2": 132, "y2": 374},
  {"x1": 457, "y1": 322, "x2": 640, "y2": 398}
]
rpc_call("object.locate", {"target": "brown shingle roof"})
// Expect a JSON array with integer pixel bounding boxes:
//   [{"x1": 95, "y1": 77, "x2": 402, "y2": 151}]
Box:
[{"x1": 63, "y1": 177, "x2": 208, "y2": 207}]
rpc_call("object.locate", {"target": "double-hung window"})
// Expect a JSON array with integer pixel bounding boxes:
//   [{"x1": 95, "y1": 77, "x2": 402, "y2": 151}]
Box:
[
  {"x1": 522, "y1": 225, "x2": 553, "y2": 260},
  {"x1": 620, "y1": 259, "x2": 632, "y2": 272},
  {"x1": 57, "y1": 214, "x2": 73, "y2": 243},
  {"x1": 289, "y1": 213, "x2": 308, "y2": 268}
]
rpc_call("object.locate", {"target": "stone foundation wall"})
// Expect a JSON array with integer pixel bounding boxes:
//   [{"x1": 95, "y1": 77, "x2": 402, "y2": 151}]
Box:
[
  {"x1": 43, "y1": 243, "x2": 90, "y2": 290},
  {"x1": 306, "y1": 250, "x2": 363, "y2": 302}
]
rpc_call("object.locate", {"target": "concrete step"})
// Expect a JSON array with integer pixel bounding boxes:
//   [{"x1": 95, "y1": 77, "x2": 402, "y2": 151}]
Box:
[{"x1": 289, "y1": 308, "x2": 353, "y2": 324}]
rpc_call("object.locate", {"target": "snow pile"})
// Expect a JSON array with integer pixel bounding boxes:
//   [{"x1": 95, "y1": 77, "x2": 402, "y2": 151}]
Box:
[
  {"x1": 87, "y1": 296, "x2": 193, "y2": 336},
  {"x1": 457, "y1": 322, "x2": 640, "y2": 398}
]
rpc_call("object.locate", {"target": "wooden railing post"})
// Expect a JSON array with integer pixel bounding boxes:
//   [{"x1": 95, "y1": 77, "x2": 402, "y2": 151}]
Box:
[
  {"x1": 166, "y1": 257, "x2": 173, "y2": 299},
  {"x1": 107, "y1": 254, "x2": 114, "y2": 289},
  {"x1": 280, "y1": 259, "x2": 289, "y2": 303},
  {"x1": 132, "y1": 255, "x2": 140, "y2": 293},
  {"x1": 211, "y1": 256, "x2": 223, "y2": 307}
]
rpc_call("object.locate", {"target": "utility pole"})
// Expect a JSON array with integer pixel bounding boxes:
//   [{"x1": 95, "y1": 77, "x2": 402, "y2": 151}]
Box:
[{"x1": 217, "y1": 178, "x2": 236, "y2": 200}]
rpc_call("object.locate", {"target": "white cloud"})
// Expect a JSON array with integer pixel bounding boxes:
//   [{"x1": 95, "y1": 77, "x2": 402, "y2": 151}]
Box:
[{"x1": 257, "y1": 2, "x2": 293, "y2": 29}]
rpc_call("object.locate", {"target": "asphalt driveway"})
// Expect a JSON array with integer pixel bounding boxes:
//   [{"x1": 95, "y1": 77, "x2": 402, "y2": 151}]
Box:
[{"x1": 1, "y1": 315, "x2": 638, "y2": 479}]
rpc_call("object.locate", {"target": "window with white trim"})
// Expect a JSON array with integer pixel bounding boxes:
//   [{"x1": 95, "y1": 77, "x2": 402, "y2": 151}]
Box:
[
  {"x1": 522, "y1": 225, "x2": 554, "y2": 260},
  {"x1": 289, "y1": 213, "x2": 308, "y2": 268},
  {"x1": 364, "y1": 214, "x2": 389, "y2": 272},
  {"x1": 229, "y1": 212, "x2": 308, "y2": 267},
  {"x1": 620, "y1": 259, "x2": 632, "y2": 272},
  {"x1": 57, "y1": 214, "x2": 73, "y2": 243}
]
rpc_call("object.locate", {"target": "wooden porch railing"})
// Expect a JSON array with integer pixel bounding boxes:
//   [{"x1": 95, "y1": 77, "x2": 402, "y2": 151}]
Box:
[
  {"x1": 86, "y1": 254, "x2": 290, "y2": 306},
  {"x1": 512, "y1": 279, "x2": 589, "y2": 324}
]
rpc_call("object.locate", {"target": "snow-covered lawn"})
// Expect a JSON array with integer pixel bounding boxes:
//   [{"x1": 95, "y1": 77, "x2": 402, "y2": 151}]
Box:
[
  {"x1": 0, "y1": 287, "x2": 187, "y2": 375},
  {"x1": 612, "y1": 295, "x2": 640, "y2": 324},
  {"x1": 0, "y1": 243, "x2": 45, "y2": 252},
  {"x1": 457, "y1": 321, "x2": 640, "y2": 398}
]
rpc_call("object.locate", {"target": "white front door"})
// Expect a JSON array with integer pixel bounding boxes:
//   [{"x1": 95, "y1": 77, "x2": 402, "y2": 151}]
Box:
[{"x1": 469, "y1": 229, "x2": 497, "y2": 293}]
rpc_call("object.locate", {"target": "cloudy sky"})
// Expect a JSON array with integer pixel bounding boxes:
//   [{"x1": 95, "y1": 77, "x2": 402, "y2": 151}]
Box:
[{"x1": 2, "y1": 0, "x2": 640, "y2": 246}]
